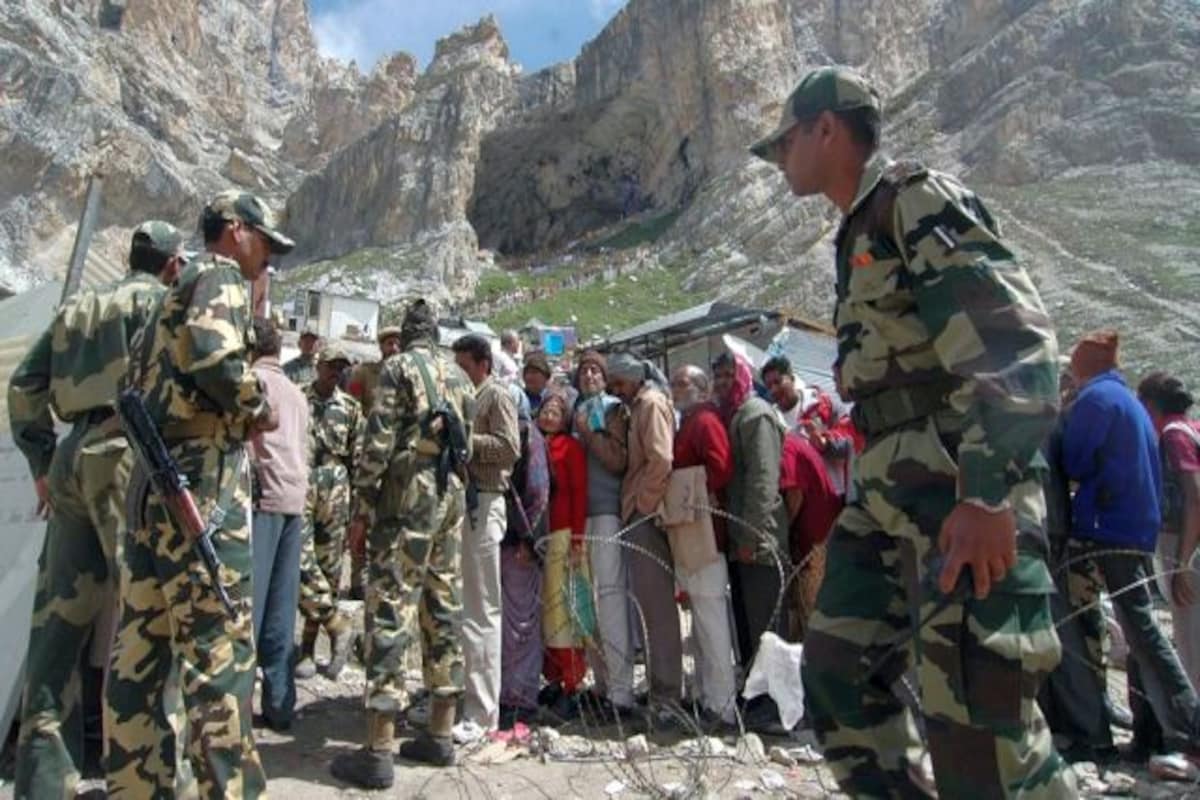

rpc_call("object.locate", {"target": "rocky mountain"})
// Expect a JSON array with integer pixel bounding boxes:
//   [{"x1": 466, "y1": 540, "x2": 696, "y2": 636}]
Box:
[
  {"x1": 2, "y1": 0, "x2": 1197, "y2": 379},
  {"x1": 0, "y1": 0, "x2": 410, "y2": 293}
]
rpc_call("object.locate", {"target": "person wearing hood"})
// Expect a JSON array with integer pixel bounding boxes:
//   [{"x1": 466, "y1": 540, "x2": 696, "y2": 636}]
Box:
[
  {"x1": 713, "y1": 352, "x2": 791, "y2": 668},
  {"x1": 572, "y1": 350, "x2": 636, "y2": 718},
  {"x1": 607, "y1": 352, "x2": 682, "y2": 728},
  {"x1": 1062, "y1": 330, "x2": 1200, "y2": 763}
]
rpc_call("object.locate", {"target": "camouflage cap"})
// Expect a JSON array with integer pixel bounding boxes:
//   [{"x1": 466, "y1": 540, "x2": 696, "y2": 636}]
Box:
[
  {"x1": 749, "y1": 66, "x2": 881, "y2": 161},
  {"x1": 377, "y1": 325, "x2": 402, "y2": 344},
  {"x1": 318, "y1": 344, "x2": 352, "y2": 365},
  {"x1": 130, "y1": 220, "x2": 186, "y2": 262},
  {"x1": 202, "y1": 190, "x2": 295, "y2": 254}
]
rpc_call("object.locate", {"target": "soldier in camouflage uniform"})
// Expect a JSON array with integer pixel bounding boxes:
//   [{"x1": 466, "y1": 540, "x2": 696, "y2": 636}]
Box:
[
  {"x1": 330, "y1": 300, "x2": 475, "y2": 789},
  {"x1": 105, "y1": 192, "x2": 293, "y2": 799},
  {"x1": 283, "y1": 325, "x2": 320, "y2": 385},
  {"x1": 295, "y1": 344, "x2": 362, "y2": 680},
  {"x1": 751, "y1": 67, "x2": 1075, "y2": 797},
  {"x1": 345, "y1": 324, "x2": 403, "y2": 600},
  {"x1": 7, "y1": 222, "x2": 185, "y2": 800}
]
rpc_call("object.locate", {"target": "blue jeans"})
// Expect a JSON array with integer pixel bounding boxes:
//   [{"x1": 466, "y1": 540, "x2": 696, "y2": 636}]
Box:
[{"x1": 252, "y1": 511, "x2": 302, "y2": 724}]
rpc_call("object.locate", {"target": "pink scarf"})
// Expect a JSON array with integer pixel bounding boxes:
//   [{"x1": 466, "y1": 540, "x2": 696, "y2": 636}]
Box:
[{"x1": 717, "y1": 352, "x2": 754, "y2": 426}]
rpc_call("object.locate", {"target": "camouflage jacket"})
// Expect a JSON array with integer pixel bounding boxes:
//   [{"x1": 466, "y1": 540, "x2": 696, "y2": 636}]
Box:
[
  {"x1": 283, "y1": 353, "x2": 317, "y2": 386},
  {"x1": 123, "y1": 253, "x2": 267, "y2": 437},
  {"x1": 305, "y1": 383, "x2": 363, "y2": 473},
  {"x1": 8, "y1": 272, "x2": 165, "y2": 477},
  {"x1": 833, "y1": 155, "x2": 1059, "y2": 506},
  {"x1": 353, "y1": 340, "x2": 475, "y2": 521}
]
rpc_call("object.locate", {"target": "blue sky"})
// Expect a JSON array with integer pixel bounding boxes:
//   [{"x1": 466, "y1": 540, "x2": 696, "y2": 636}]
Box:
[{"x1": 309, "y1": 0, "x2": 625, "y2": 72}]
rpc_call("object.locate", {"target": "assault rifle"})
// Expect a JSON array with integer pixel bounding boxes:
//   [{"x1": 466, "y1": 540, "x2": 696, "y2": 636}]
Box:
[{"x1": 117, "y1": 389, "x2": 239, "y2": 619}]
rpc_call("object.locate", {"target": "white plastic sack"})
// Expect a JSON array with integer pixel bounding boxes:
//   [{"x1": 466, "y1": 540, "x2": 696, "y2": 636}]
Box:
[{"x1": 741, "y1": 632, "x2": 805, "y2": 730}]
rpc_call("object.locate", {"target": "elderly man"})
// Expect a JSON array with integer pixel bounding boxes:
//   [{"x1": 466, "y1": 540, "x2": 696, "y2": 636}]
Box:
[
  {"x1": 247, "y1": 318, "x2": 310, "y2": 731},
  {"x1": 669, "y1": 365, "x2": 738, "y2": 725},
  {"x1": 606, "y1": 353, "x2": 680, "y2": 727},
  {"x1": 752, "y1": 65, "x2": 1072, "y2": 795},
  {"x1": 451, "y1": 333, "x2": 520, "y2": 739}
]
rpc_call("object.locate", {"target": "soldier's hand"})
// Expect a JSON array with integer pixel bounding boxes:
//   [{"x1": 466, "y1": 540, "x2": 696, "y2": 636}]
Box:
[
  {"x1": 937, "y1": 502, "x2": 1017, "y2": 600},
  {"x1": 34, "y1": 475, "x2": 52, "y2": 519}
]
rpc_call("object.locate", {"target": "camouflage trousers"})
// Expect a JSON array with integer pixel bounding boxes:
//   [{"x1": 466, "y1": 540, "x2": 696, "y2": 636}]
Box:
[
  {"x1": 802, "y1": 417, "x2": 1075, "y2": 798},
  {"x1": 16, "y1": 421, "x2": 128, "y2": 800},
  {"x1": 298, "y1": 463, "x2": 351, "y2": 628},
  {"x1": 105, "y1": 439, "x2": 266, "y2": 799},
  {"x1": 365, "y1": 469, "x2": 465, "y2": 714}
]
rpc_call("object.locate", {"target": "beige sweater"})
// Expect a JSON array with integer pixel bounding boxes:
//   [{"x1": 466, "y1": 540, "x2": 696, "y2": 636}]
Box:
[
  {"x1": 620, "y1": 384, "x2": 675, "y2": 522},
  {"x1": 249, "y1": 358, "x2": 310, "y2": 515}
]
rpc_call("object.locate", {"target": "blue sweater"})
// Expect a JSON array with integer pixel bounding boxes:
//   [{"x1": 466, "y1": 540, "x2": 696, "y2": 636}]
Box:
[{"x1": 1062, "y1": 370, "x2": 1162, "y2": 551}]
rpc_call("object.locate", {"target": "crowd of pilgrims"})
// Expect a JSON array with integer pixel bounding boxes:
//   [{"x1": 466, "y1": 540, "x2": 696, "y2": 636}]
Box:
[
  {"x1": 279, "y1": 325, "x2": 1200, "y2": 769},
  {"x1": 278, "y1": 326, "x2": 853, "y2": 739}
]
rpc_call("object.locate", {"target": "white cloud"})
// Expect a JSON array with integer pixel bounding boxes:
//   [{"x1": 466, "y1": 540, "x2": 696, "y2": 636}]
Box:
[{"x1": 311, "y1": 9, "x2": 371, "y2": 66}]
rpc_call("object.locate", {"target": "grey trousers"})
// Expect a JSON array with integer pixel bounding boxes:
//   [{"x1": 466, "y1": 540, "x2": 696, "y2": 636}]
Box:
[{"x1": 624, "y1": 517, "x2": 682, "y2": 703}]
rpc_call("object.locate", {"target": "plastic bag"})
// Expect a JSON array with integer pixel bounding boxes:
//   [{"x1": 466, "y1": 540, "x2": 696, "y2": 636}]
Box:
[{"x1": 741, "y1": 632, "x2": 805, "y2": 730}]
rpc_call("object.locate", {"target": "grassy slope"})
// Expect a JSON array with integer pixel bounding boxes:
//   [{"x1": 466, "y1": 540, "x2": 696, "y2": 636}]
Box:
[{"x1": 486, "y1": 262, "x2": 703, "y2": 340}]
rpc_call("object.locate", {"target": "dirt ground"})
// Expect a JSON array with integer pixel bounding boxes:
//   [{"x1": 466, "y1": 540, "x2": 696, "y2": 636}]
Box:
[{"x1": 3, "y1": 605, "x2": 1200, "y2": 798}]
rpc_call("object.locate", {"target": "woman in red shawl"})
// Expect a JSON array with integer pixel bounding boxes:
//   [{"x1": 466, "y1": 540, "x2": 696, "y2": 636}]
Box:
[{"x1": 536, "y1": 392, "x2": 590, "y2": 720}]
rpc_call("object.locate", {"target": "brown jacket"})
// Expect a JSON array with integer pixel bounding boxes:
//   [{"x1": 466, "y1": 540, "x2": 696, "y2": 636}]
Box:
[
  {"x1": 621, "y1": 384, "x2": 675, "y2": 521},
  {"x1": 468, "y1": 376, "x2": 521, "y2": 493}
]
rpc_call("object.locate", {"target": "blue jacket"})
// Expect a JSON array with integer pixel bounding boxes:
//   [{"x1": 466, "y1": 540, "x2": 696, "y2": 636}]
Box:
[{"x1": 1062, "y1": 370, "x2": 1162, "y2": 550}]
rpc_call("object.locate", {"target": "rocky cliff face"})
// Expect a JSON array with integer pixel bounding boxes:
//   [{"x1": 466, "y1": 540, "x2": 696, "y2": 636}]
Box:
[
  {"x1": 0, "y1": 0, "x2": 409, "y2": 293},
  {"x1": 281, "y1": 17, "x2": 516, "y2": 303}
]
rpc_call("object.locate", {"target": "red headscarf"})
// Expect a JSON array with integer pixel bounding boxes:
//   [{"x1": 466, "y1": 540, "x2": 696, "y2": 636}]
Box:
[{"x1": 715, "y1": 352, "x2": 754, "y2": 425}]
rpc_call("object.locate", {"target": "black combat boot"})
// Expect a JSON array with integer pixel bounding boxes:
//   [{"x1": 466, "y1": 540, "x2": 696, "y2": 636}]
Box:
[
  {"x1": 330, "y1": 712, "x2": 395, "y2": 788},
  {"x1": 399, "y1": 697, "x2": 456, "y2": 767}
]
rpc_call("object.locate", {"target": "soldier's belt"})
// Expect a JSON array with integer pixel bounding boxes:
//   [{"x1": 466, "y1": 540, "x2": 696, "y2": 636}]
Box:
[
  {"x1": 851, "y1": 380, "x2": 959, "y2": 439},
  {"x1": 162, "y1": 413, "x2": 232, "y2": 442}
]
